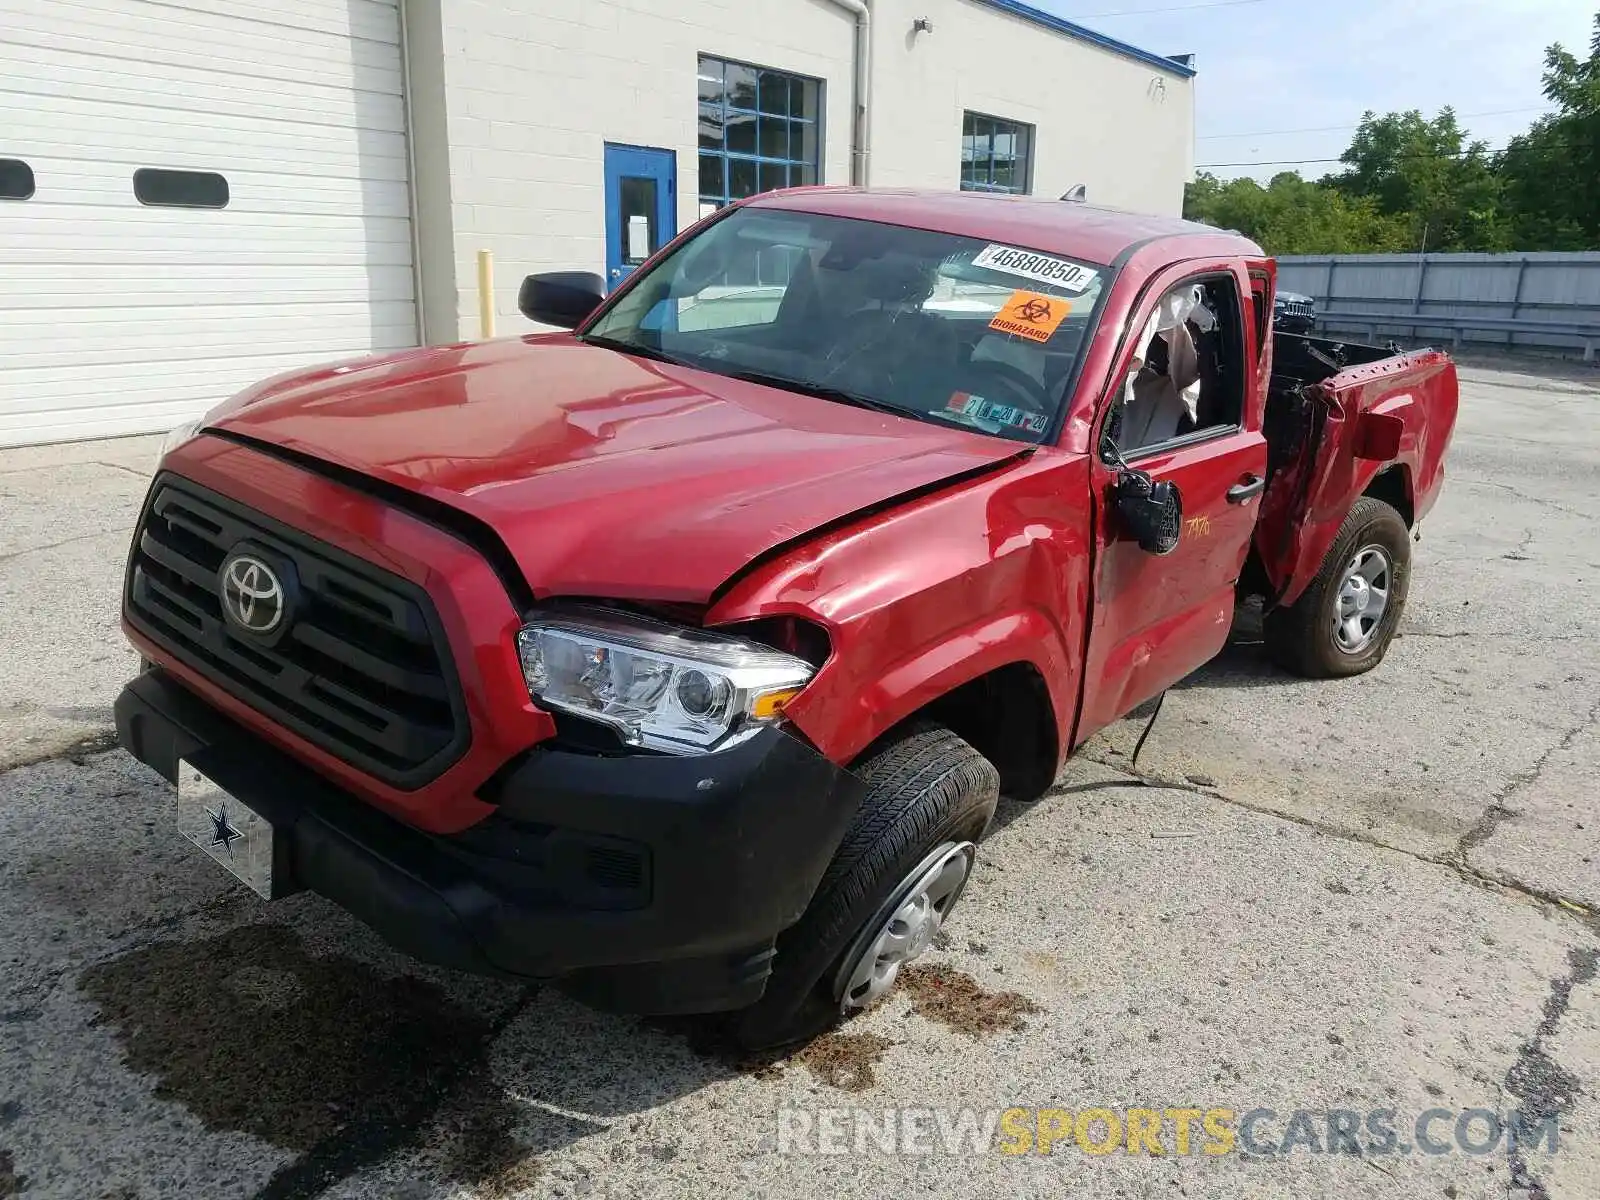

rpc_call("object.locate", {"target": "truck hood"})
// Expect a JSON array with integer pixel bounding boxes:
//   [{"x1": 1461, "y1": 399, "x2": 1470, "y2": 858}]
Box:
[{"x1": 207, "y1": 335, "x2": 1027, "y2": 602}]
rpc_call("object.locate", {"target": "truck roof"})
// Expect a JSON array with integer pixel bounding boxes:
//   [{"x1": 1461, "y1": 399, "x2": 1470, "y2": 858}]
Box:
[{"x1": 747, "y1": 188, "x2": 1263, "y2": 267}]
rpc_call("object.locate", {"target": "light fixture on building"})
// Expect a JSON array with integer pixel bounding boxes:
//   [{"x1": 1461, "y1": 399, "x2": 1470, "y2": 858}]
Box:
[{"x1": 912, "y1": 17, "x2": 934, "y2": 34}]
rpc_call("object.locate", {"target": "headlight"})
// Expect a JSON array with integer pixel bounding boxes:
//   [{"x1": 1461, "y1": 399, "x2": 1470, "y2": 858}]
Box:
[
  {"x1": 158, "y1": 419, "x2": 202, "y2": 462},
  {"x1": 516, "y1": 608, "x2": 815, "y2": 754}
]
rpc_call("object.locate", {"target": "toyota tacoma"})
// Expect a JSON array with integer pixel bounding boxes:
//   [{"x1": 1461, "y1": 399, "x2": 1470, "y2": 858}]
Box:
[{"x1": 115, "y1": 190, "x2": 1458, "y2": 1047}]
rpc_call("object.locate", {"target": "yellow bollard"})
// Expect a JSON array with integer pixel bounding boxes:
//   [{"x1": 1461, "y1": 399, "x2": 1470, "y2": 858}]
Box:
[{"x1": 477, "y1": 249, "x2": 495, "y2": 339}]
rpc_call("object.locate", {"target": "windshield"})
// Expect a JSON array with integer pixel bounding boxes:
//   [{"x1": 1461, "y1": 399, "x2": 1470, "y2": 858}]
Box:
[{"x1": 582, "y1": 208, "x2": 1109, "y2": 444}]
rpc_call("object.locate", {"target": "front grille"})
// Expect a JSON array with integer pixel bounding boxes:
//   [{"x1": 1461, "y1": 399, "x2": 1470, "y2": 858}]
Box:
[
  {"x1": 125, "y1": 474, "x2": 468, "y2": 788},
  {"x1": 1283, "y1": 300, "x2": 1315, "y2": 319}
]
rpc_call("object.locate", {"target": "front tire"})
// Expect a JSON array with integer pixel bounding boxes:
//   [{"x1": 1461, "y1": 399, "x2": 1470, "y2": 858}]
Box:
[
  {"x1": 730, "y1": 724, "x2": 999, "y2": 1050},
  {"x1": 1265, "y1": 496, "x2": 1411, "y2": 678}
]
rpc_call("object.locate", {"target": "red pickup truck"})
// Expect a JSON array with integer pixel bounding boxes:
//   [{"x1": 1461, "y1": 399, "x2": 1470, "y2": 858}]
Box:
[{"x1": 115, "y1": 191, "x2": 1457, "y2": 1047}]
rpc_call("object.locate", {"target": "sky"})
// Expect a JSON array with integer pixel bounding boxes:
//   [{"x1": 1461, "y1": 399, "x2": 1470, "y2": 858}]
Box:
[{"x1": 1035, "y1": 0, "x2": 1599, "y2": 182}]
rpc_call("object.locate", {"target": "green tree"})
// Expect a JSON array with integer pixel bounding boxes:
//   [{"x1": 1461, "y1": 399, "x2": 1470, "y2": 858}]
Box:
[
  {"x1": 1499, "y1": 13, "x2": 1600, "y2": 248},
  {"x1": 1184, "y1": 171, "x2": 1409, "y2": 256},
  {"x1": 1328, "y1": 109, "x2": 1508, "y2": 252},
  {"x1": 1186, "y1": 9, "x2": 1600, "y2": 256}
]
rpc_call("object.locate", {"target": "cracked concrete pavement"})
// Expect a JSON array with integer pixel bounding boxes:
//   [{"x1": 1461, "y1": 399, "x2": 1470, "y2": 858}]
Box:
[
  {"x1": 1083, "y1": 361, "x2": 1600, "y2": 913},
  {"x1": 0, "y1": 435, "x2": 158, "y2": 774},
  {"x1": 0, "y1": 362, "x2": 1596, "y2": 1199}
]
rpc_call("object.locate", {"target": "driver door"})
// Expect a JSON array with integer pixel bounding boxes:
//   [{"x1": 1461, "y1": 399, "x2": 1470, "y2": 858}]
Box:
[{"x1": 1074, "y1": 262, "x2": 1268, "y2": 746}]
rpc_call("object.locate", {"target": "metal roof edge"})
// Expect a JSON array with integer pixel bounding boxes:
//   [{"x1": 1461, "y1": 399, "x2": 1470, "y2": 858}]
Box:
[{"x1": 968, "y1": 0, "x2": 1199, "y2": 78}]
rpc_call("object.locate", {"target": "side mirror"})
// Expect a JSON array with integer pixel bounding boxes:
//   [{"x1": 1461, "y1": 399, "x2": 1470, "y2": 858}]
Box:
[
  {"x1": 1114, "y1": 468, "x2": 1183, "y2": 555},
  {"x1": 518, "y1": 272, "x2": 606, "y2": 329}
]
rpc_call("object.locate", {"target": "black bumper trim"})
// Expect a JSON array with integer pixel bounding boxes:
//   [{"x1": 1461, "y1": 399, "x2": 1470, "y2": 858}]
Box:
[{"x1": 115, "y1": 669, "x2": 864, "y2": 1014}]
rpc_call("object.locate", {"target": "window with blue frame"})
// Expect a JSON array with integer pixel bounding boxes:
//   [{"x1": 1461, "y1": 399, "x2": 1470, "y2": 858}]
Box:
[
  {"x1": 961, "y1": 112, "x2": 1034, "y2": 194},
  {"x1": 698, "y1": 55, "x2": 821, "y2": 211}
]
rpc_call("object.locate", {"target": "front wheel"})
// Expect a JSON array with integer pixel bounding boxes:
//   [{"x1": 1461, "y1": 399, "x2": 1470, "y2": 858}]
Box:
[
  {"x1": 730, "y1": 724, "x2": 999, "y2": 1050},
  {"x1": 1264, "y1": 496, "x2": 1411, "y2": 678}
]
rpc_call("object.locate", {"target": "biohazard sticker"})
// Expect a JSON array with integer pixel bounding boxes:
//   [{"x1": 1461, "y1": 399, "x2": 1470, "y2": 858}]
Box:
[
  {"x1": 972, "y1": 244, "x2": 1100, "y2": 293},
  {"x1": 988, "y1": 290, "x2": 1072, "y2": 344},
  {"x1": 946, "y1": 391, "x2": 1050, "y2": 434}
]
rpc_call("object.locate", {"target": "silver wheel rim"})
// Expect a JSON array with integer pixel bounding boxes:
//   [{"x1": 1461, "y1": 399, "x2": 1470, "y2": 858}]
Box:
[
  {"x1": 1332, "y1": 544, "x2": 1391, "y2": 654},
  {"x1": 836, "y1": 841, "x2": 975, "y2": 1014}
]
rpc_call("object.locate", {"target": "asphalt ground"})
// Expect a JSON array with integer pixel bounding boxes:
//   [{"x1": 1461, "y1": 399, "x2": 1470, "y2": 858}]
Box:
[{"x1": 0, "y1": 361, "x2": 1595, "y2": 1199}]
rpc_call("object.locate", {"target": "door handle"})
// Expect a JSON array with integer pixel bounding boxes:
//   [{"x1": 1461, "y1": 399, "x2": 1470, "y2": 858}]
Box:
[{"x1": 1227, "y1": 475, "x2": 1265, "y2": 504}]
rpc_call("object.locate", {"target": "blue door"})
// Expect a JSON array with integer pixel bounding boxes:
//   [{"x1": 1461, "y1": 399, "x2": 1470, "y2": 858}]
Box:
[{"x1": 604, "y1": 144, "x2": 677, "y2": 288}]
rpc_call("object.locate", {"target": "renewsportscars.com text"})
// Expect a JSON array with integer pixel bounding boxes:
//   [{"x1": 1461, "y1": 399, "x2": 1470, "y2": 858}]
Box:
[{"x1": 776, "y1": 1106, "x2": 1562, "y2": 1158}]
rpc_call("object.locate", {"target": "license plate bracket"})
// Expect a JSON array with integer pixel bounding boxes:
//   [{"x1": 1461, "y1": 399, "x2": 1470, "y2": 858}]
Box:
[{"x1": 175, "y1": 758, "x2": 282, "y2": 900}]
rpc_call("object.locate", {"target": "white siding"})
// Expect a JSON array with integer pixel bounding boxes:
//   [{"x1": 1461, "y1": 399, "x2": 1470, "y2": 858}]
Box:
[
  {"x1": 0, "y1": 0, "x2": 1195, "y2": 444},
  {"x1": 0, "y1": 0, "x2": 417, "y2": 446},
  {"x1": 868, "y1": 0, "x2": 1194, "y2": 212}
]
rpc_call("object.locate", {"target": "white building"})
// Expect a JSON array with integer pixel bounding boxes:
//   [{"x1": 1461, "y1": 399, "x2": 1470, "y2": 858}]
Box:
[{"x1": 0, "y1": 0, "x2": 1196, "y2": 447}]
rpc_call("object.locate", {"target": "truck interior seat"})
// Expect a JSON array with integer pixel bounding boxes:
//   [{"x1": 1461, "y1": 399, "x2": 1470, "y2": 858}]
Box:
[{"x1": 1120, "y1": 318, "x2": 1200, "y2": 449}]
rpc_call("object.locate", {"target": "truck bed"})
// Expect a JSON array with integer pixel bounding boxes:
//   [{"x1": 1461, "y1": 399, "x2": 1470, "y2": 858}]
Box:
[{"x1": 1255, "y1": 332, "x2": 1460, "y2": 605}]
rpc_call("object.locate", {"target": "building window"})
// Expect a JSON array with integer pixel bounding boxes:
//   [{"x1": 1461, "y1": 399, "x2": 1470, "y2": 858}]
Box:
[
  {"x1": 961, "y1": 112, "x2": 1033, "y2": 194},
  {"x1": 0, "y1": 158, "x2": 34, "y2": 200},
  {"x1": 133, "y1": 168, "x2": 229, "y2": 209},
  {"x1": 698, "y1": 55, "x2": 821, "y2": 212}
]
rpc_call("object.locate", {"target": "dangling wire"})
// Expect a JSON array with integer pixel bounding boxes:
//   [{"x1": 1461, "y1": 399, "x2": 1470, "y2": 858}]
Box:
[{"x1": 1130, "y1": 690, "x2": 1167, "y2": 771}]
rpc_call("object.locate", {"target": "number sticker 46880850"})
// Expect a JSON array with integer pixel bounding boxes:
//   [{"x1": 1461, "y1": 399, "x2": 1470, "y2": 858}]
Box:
[{"x1": 972, "y1": 244, "x2": 1100, "y2": 294}]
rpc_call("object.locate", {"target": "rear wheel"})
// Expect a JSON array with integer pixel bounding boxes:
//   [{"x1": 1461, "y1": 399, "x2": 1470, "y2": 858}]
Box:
[
  {"x1": 730, "y1": 724, "x2": 999, "y2": 1050},
  {"x1": 1265, "y1": 496, "x2": 1411, "y2": 678}
]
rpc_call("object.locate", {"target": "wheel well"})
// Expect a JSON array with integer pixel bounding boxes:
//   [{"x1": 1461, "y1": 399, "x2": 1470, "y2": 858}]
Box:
[
  {"x1": 1363, "y1": 467, "x2": 1414, "y2": 528},
  {"x1": 875, "y1": 663, "x2": 1059, "y2": 802}
]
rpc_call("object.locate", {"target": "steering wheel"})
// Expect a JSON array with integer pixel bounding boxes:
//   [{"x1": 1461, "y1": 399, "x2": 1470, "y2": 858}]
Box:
[{"x1": 957, "y1": 359, "x2": 1051, "y2": 412}]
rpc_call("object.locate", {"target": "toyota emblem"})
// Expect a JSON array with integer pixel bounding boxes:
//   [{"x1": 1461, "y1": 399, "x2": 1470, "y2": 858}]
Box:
[{"x1": 220, "y1": 553, "x2": 286, "y2": 634}]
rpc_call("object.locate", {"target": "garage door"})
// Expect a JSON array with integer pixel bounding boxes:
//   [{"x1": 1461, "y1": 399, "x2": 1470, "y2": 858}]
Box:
[{"x1": 0, "y1": 0, "x2": 418, "y2": 447}]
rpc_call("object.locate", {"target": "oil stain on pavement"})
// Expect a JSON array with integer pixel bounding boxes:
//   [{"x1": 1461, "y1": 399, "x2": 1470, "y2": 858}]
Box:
[
  {"x1": 0, "y1": 1101, "x2": 16, "y2": 1197},
  {"x1": 0, "y1": 1083, "x2": 28, "y2": 1197},
  {"x1": 77, "y1": 923, "x2": 561, "y2": 1199},
  {"x1": 900, "y1": 963, "x2": 1041, "y2": 1037},
  {"x1": 790, "y1": 1033, "x2": 892, "y2": 1092},
  {"x1": 655, "y1": 964, "x2": 1042, "y2": 1093},
  {"x1": 0, "y1": 1149, "x2": 26, "y2": 1198},
  {"x1": 650, "y1": 1016, "x2": 894, "y2": 1092}
]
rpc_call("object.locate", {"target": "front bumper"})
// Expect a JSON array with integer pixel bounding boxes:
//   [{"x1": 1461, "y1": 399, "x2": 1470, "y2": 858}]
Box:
[{"x1": 116, "y1": 668, "x2": 864, "y2": 1014}]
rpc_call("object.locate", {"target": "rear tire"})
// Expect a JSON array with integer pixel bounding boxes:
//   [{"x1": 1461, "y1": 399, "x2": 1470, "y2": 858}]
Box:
[
  {"x1": 730, "y1": 724, "x2": 999, "y2": 1050},
  {"x1": 1265, "y1": 496, "x2": 1411, "y2": 678}
]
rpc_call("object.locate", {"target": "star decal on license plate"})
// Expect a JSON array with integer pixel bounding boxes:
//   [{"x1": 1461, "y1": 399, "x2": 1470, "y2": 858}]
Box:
[{"x1": 205, "y1": 804, "x2": 244, "y2": 858}]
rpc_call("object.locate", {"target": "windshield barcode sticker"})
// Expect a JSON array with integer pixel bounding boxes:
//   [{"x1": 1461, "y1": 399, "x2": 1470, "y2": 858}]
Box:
[{"x1": 972, "y1": 245, "x2": 1099, "y2": 293}]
